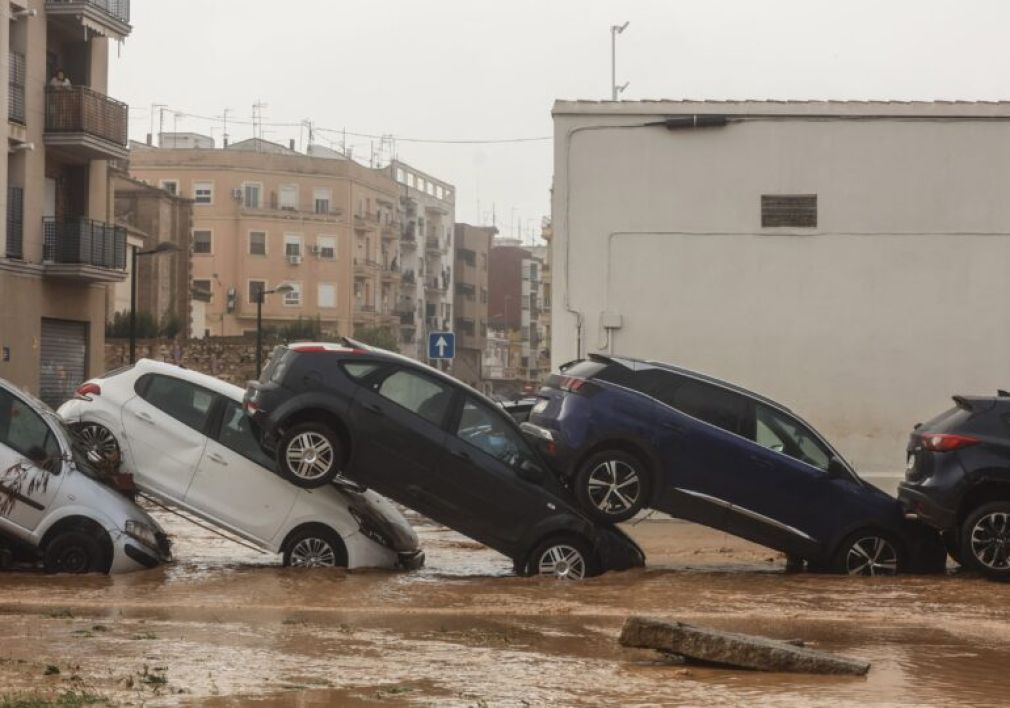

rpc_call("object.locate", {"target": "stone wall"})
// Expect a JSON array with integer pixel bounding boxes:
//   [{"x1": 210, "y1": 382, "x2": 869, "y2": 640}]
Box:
[{"x1": 105, "y1": 337, "x2": 264, "y2": 386}]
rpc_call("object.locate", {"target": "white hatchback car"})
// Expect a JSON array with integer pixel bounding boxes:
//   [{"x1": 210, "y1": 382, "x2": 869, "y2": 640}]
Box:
[
  {"x1": 0, "y1": 378, "x2": 170, "y2": 574},
  {"x1": 58, "y1": 360, "x2": 423, "y2": 570}
]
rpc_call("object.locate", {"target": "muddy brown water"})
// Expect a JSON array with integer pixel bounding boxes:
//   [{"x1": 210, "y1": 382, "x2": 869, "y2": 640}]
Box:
[{"x1": 1, "y1": 511, "x2": 1008, "y2": 706}]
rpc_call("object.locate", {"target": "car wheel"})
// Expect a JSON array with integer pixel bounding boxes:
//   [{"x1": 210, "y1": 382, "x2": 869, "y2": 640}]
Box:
[
  {"x1": 283, "y1": 527, "x2": 348, "y2": 569},
  {"x1": 942, "y1": 530, "x2": 962, "y2": 566},
  {"x1": 72, "y1": 422, "x2": 120, "y2": 464},
  {"x1": 43, "y1": 531, "x2": 106, "y2": 574},
  {"x1": 277, "y1": 423, "x2": 343, "y2": 489},
  {"x1": 574, "y1": 450, "x2": 649, "y2": 524},
  {"x1": 525, "y1": 536, "x2": 598, "y2": 580},
  {"x1": 831, "y1": 531, "x2": 902, "y2": 576},
  {"x1": 959, "y1": 502, "x2": 1010, "y2": 579}
]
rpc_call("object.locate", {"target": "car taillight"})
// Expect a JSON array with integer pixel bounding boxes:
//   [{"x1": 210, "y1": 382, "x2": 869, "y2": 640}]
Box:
[
  {"x1": 74, "y1": 382, "x2": 101, "y2": 400},
  {"x1": 559, "y1": 376, "x2": 587, "y2": 393},
  {"x1": 920, "y1": 433, "x2": 980, "y2": 452}
]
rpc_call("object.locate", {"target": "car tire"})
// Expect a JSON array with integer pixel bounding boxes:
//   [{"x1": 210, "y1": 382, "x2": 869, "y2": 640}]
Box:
[
  {"x1": 276, "y1": 422, "x2": 343, "y2": 489},
  {"x1": 71, "y1": 422, "x2": 121, "y2": 465},
  {"x1": 573, "y1": 450, "x2": 649, "y2": 524},
  {"x1": 830, "y1": 530, "x2": 903, "y2": 576},
  {"x1": 43, "y1": 531, "x2": 106, "y2": 574},
  {"x1": 523, "y1": 536, "x2": 599, "y2": 580},
  {"x1": 283, "y1": 527, "x2": 348, "y2": 569},
  {"x1": 959, "y1": 501, "x2": 1010, "y2": 579}
]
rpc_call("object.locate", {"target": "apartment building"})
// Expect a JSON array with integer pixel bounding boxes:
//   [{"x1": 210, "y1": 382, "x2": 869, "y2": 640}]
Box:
[
  {"x1": 388, "y1": 160, "x2": 455, "y2": 362},
  {"x1": 452, "y1": 223, "x2": 495, "y2": 388},
  {"x1": 538, "y1": 218, "x2": 553, "y2": 374},
  {"x1": 1, "y1": 0, "x2": 131, "y2": 406},
  {"x1": 129, "y1": 138, "x2": 402, "y2": 340}
]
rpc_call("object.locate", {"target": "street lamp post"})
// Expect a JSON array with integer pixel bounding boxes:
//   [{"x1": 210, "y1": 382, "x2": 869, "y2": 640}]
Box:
[
  {"x1": 256, "y1": 284, "x2": 294, "y2": 378},
  {"x1": 611, "y1": 21, "x2": 630, "y2": 100},
  {"x1": 130, "y1": 241, "x2": 179, "y2": 364}
]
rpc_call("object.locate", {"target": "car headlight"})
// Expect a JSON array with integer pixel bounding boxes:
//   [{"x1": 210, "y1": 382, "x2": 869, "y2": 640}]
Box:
[{"x1": 124, "y1": 520, "x2": 159, "y2": 551}]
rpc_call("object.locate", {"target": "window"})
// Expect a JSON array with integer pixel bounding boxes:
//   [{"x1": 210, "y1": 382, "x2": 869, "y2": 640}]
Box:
[
  {"x1": 0, "y1": 388, "x2": 61, "y2": 470},
  {"x1": 316, "y1": 236, "x2": 336, "y2": 260},
  {"x1": 459, "y1": 248, "x2": 476, "y2": 267},
  {"x1": 243, "y1": 182, "x2": 262, "y2": 208},
  {"x1": 249, "y1": 231, "x2": 267, "y2": 256},
  {"x1": 192, "y1": 279, "x2": 212, "y2": 300},
  {"x1": 318, "y1": 282, "x2": 336, "y2": 308},
  {"x1": 313, "y1": 188, "x2": 331, "y2": 214},
  {"x1": 283, "y1": 282, "x2": 301, "y2": 306},
  {"x1": 416, "y1": 178, "x2": 425, "y2": 193},
  {"x1": 279, "y1": 184, "x2": 298, "y2": 210},
  {"x1": 284, "y1": 234, "x2": 302, "y2": 258},
  {"x1": 159, "y1": 180, "x2": 179, "y2": 196},
  {"x1": 426, "y1": 182, "x2": 435, "y2": 196},
  {"x1": 192, "y1": 230, "x2": 212, "y2": 254},
  {"x1": 761, "y1": 194, "x2": 817, "y2": 228},
  {"x1": 751, "y1": 404, "x2": 832, "y2": 471},
  {"x1": 646, "y1": 374, "x2": 749, "y2": 437},
  {"x1": 377, "y1": 369, "x2": 453, "y2": 426},
  {"x1": 248, "y1": 280, "x2": 266, "y2": 304},
  {"x1": 217, "y1": 401, "x2": 273, "y2": 468},
  {"x1": 139, "y1": 375, "x2": 215, "y2": 432},
  {"x1": 435, "y1": 185, "x2": 443, "y2": 199},
  {"x1": 456, "y1": 397, "x2": 531, "y2": 467},
  {"x1": 396, "y1": 168, "x2": 406, "y2": 183},
  {"x1": 193, "y1": 181, "x2": 213, "y2": 204},
  {"x1": 343, "y1": 361, "x2": 384, "y2": 380},
  {"x1": 408, "y1": 174, "x2": 416, "y2": 189}
]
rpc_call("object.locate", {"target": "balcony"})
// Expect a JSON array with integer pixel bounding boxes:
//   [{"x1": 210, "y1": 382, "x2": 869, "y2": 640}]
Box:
[
  {"x1": 9, "y1": 52, "x2": 26, "y2": 125},
  {"x1": 353, "y1": 257, "x2": 380, "y2": 279},
  {"x1": 425, "y1": 237, "x2": 441, "y2": 254},
  {"x1": 381, "y1": 221, "x2": 399, "y2": 241},
  {"x1": 381, "y1": 267, "x2": 401, "y2": 283},
  {"x1": 45, "y1": 86, "x2": 128, "y2": 162},
  {"x1": 6, "y1": 187, "x2": 23, "y2": 259},
  {"x1": 44, "y1": 0, "x2": 131, "y2": 40},
  {"x1": 42, "y1": 217, "x2": 127, "y2": 282}
]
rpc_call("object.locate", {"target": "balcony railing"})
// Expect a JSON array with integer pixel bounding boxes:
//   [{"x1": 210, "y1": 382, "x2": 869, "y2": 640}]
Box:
[
  {"x1": 43, "y1": 217, "x2": 126, "y2": 270},
  {"x1": 8, "y1": 52, "x2": 25, "y2": 124},
  {"x1": 45, "y1": 86, "x2": 128, "y2": 148},
  {"x1": 46, "y1": 0, "x2": 130, "y2": 25},
  {"x1": 6, "y1": 187, "x2": 24, "y2": 259},
  {"x1": 399, "y1": 311, "x2": 416, "y2": 326}
]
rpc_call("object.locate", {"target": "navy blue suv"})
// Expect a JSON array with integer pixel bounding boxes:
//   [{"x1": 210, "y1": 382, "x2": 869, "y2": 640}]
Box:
[{"x1": 524, "y1": 355, "x2": 945, "y2": 575}]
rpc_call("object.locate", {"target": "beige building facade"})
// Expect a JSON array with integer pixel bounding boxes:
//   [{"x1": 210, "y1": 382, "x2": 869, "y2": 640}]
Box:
[
  {"x1": 553, "y1": 99, "x2": 1010, "y2": 483},
  {"x1": 453, "y1": 223, "x2": 495, "y2": 388},
  {"x1": 1, "y1": 0, "x2": 130, "y2": 406},
  {"x1": 129, "y1": 139, "x2": 403, "y2": 340}
]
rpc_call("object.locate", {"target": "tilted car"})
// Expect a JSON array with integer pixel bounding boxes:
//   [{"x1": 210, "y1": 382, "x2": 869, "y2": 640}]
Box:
[
  {"x1": 58, "y1": 360, "x2": 423, "y2": 571},
  {"x1": 0, "y1": 378, "x2": 170, "y2": 574},
  {"x1": 899, "y1": 393, "x2": 1010, "y2": 579},
  {"x1": 523, "y1": 355, "x2": 945, "y2": 576},
  {"x1": 244, "y1": 340, "x2": 644, "y2": 580}
]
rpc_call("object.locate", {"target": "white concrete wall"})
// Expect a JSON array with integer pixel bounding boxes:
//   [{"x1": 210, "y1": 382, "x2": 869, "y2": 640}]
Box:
[{"x1": 552, "y1": 101, "x2": 1010, "y2": 480}]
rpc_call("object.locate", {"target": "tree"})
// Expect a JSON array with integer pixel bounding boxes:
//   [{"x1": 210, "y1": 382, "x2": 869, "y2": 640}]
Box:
[
  {"x1": 353, "y1": 325, "x2": 398, "y2": 351},
  {"x1": 106, "y1": 310, "x2": 158, "y2": 339}
]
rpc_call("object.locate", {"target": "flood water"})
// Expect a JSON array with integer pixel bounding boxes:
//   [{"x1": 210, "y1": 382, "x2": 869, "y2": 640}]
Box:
[{"x1": 1, "y1": 511, "x2": 1008, "y2": 706}]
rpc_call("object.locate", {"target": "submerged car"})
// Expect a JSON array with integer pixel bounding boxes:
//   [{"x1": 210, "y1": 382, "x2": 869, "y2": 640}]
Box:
[
  {"x1": 899, "y1": 393, "x2": 1010, "y2": 579},
  {"x1": 0, "y1": 378, "x2": 170, "y2": 574},
  {"x1": 524, "y1": 355, "x2": 945, "y2": 576},
  {"x1": 58, "y1": 360, "x2": 423, "y2": 570},
  {"x1": 244, "y1": 340, "x2": 644, "y2": 579}
]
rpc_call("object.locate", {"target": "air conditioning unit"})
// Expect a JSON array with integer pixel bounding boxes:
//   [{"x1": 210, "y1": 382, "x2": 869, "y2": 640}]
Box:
[{"x1": 287, "y1": 255, "x2": 302, "y2": 265}]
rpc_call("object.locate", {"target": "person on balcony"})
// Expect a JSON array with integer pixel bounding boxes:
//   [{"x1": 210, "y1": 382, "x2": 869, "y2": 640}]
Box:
[{"x1": 49, "y1": 70, "x2": 71, "y2": 88}]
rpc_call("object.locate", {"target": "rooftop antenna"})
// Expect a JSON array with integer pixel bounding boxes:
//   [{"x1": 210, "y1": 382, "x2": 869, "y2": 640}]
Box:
[
  {"x1": 149, "y1": 103, "x2": 166, "y2": 145},
  {"x1": 219, "y1": 108, "x2": 232, "y2": 148},
  {"x1": 252, "y1": 100, "x2": 268, "y2": 141}
]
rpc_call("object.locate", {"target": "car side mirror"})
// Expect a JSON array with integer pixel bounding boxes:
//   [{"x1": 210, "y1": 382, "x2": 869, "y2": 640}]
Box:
[
  {"x1": 827, "y1": 456, "x2": 848, "y2": 479},
  {"x1": 517, "y1": 458, "x2": 545, "y2": 484}
]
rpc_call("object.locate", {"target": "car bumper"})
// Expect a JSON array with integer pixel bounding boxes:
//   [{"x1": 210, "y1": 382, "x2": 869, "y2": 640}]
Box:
[
  {"x1": 595, "y1": 526, "x2": 646, "y2": 572},
  {"x1": 398, "y1": 549, "x2": 425, "y2": 571},
  {"x1": 897, "y1": 482, "x2": 958, "y2": 530}
]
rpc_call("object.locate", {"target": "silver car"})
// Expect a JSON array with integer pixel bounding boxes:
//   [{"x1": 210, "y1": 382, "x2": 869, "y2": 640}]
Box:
[{"x1": 0, "y1": 378, "x2": 170, "y2": 573}]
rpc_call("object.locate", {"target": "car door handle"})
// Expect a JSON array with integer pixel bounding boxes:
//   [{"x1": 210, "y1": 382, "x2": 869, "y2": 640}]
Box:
[
  {"x1": 363, "y1": 402, "x2": 384, "y2": 416},
  {"x1": 136, "y1": 412, "x2": 155, "y2": 425},
  {"x1": 208, "y1": 453, "x2": 228, "y2": 466}
]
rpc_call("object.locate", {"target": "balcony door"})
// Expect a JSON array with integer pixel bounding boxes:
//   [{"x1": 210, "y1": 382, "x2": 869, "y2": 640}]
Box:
[{"x1": 44, "y1": 179, "x2": 56, "y2": 219}]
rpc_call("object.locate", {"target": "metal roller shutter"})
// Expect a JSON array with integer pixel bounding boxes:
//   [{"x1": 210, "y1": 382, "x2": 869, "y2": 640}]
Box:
[{"x1": 40, "y1": 318, "x2": 89, "y2": 408}]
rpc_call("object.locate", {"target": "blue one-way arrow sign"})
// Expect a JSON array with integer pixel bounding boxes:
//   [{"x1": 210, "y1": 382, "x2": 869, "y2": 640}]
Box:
[{"x1": 428, "y1": 331, "x2": 455, "y2": 360}]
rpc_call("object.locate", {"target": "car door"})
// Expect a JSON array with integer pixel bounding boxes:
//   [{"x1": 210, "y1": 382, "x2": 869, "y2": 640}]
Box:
[
  {"x1": 433, "y1": 395, "x2": 548, "y2": 555},
  {"x1": 120, "y1": 373, "x2": 214, "y2": 500},
  {"x1": 185, "y1": 398, "x2": 299, "y2": 544},
  {"x1": 0, "y1": 386, "x2": 66, "y2": 534},
  {"x1": 345, "y1": 365, "x2": 454, "y2": 517}
]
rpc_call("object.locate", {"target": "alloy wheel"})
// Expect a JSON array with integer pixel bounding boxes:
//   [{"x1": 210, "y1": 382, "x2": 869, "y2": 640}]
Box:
[
  {"x1": 285, "y1": 433, "x2": 335, "y2": 481},
  {"x1": 537, "y1": 544, "x2": 587, "y2": 580},
  {"x1": 586, "y1": 459, "x2": 641, "y2": 516},
  {"x1": 969, "y1": 512, "x2": 1010, "y2": 571},
  {"x1": 289, "y1": 538, "x2": 338, "y2": 568},
  {"x1": 55, "y1": 546, "x2": 90, "y2": 573},
  {"x1": 75, "y1": 423, "x2": 119, "y2": 462},
  {"x1": 845, "y1": 536, "x2": 898, "y2": 576}
]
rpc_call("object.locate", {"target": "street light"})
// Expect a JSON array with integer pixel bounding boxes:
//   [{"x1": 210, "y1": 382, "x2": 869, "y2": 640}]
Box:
[
  {"x1": 256, "y1": 284, "x2": 294, "y2": 377},
  {"x1": 130, "y1": 241, "x2": 178, "y2": 364},
  {"x1": 611, "y1": 21, "x2": 630, "y2": 101}
]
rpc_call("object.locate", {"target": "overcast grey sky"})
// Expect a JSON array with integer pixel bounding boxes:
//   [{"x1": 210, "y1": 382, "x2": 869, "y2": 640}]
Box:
[{"x1": 110, "y1": 1, "x2": 1010, "y2": 240}]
